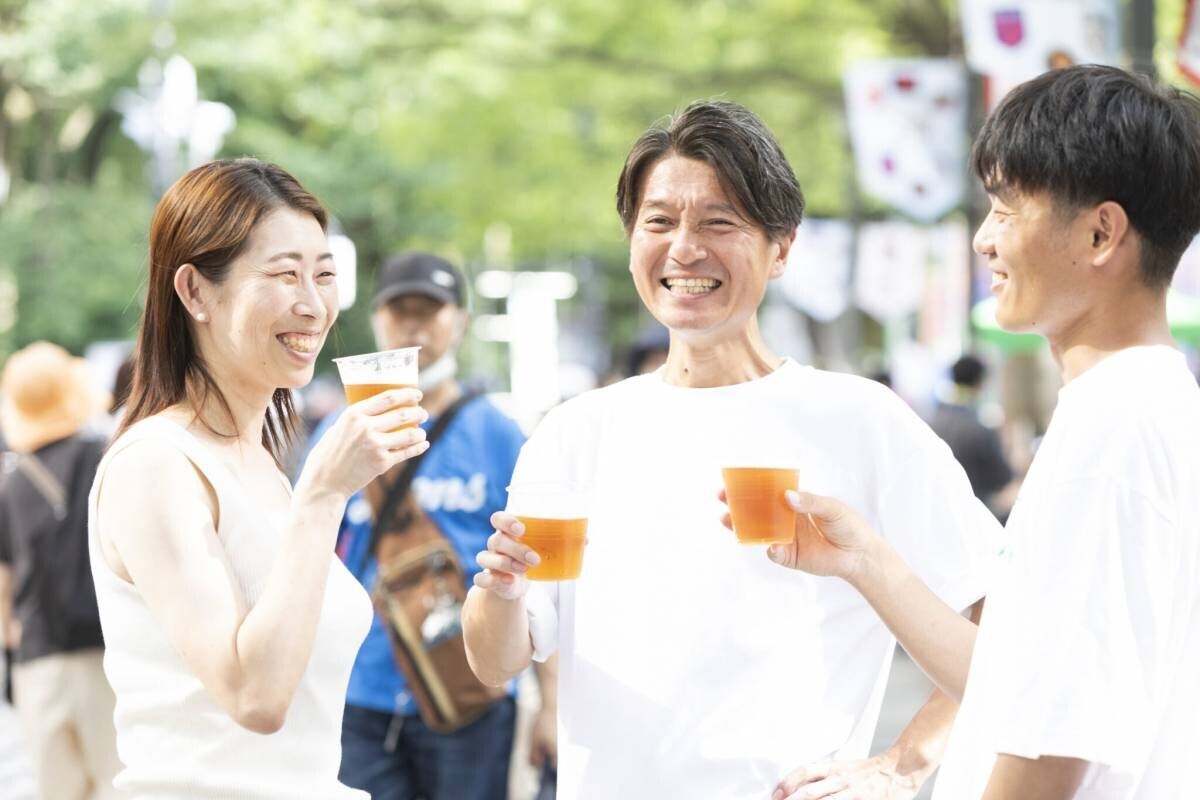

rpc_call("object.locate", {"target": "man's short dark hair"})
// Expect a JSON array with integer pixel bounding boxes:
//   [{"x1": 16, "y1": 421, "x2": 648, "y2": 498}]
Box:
[
  {"x1": 615, "y1": 100, "x2": 805, "y2": 241},
  {"x1": 951, "y1": 355, "x2": 987, "y2": 390},
  {"x1": 972, "y1": 65, "x2": 1200, "y2": 289}
]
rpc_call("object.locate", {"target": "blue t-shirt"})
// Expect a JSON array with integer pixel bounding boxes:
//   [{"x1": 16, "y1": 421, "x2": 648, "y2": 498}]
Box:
[{"x1": 305, "y1": 391, "x2": 525, "y2": 715}]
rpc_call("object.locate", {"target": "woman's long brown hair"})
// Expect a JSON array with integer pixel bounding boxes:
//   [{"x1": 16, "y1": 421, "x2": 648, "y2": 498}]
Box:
[{"x1": 116, "y1": 158, "x2": 328, "y2": 461}]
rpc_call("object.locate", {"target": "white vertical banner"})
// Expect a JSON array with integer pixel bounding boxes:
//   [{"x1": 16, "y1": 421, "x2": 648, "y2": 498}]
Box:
[
  {"x1": 778, "y1": 219, "x2": 854, "y2": 321},
  {"x1": 918, "y1": 220, "x2": 971, "y2": 362},
  {"x1": 854, "y1": 221, "x2": 930, "y2": 322},
  {"x1": 844, "y1": 59, "x2": 968, "y2": 222},
  {"x1": 507, "y1": 284, "x2": 560, "y2": 421},
  {"x1": 1181, "y1": 0, "x2": 1200, "y2": 87},
  {"x1": 961, "y1": 0, "x2": 1121, "y2": 106},
  {"x1": 328, "y1": 234, "x2": 357, "y2": 310}
]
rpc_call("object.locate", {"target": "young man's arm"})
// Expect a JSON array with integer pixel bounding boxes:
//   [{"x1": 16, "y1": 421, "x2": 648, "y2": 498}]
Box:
[
  {"x1": 723, "y1": 490, "x2": 980, "y2": 702},
  {"x1": 981, "y1": 754, "x2": 1089, "y2": 800}
]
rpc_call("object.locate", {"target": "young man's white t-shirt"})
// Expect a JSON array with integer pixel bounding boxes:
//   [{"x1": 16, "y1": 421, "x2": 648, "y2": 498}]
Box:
[
  {"x1": 514, "y1": 360, "x2": 1002, "y2": 800},
  {"x1": 934, "y1": 346, "x2": 1200, "y2": 800}
]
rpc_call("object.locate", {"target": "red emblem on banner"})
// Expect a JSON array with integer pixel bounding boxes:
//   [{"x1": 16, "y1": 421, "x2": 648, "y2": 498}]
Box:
[{"x1": 994, "y1": 9, "x2": 1024, "y2": 48}]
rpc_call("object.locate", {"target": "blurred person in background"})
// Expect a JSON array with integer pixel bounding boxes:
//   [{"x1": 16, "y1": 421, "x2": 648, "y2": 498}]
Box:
[
  {"x1": 868, "y1": 368, "x2": 893, "y2": 389},
  {"x1": 599, "y1": 325, "x2": 669, "y2": 386},
  {"x1": 929, "y1": 355, "x2": 1013, "y2": 520},
  {"x1": 625, "y1": 324, "x2": 670, "y2": 377},
  {"x1": 305, "y1": 252, "x2": 549, "y2": 800},
  {"x1": 0, "y1": 341, "x2": 120, "y2": 800},
  {"x1": 102, "y1": 356, "x2": 136, "y2": 438},
  {"x1": 90, "y1": 159, "x2": 429, "y2": 798},
  {"x1": 108, "y1": 357, "x2": 135, "y2": 420},
  {"x1": 748, "y1": 65, "x2": 1200, "y2": 800},
  {"x1": 464, "y1": 100, "x2": 1000, "y2": 800}
]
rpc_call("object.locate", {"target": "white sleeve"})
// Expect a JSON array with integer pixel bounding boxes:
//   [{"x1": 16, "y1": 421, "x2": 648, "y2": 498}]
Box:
[
  {"x1": 983, "y1": 478, "x2": 1177, "y2": 778},
  {"x1": 876, "y1": 408, "x2": 1005, "y2": 613},
  {"x1": 525, "y1": 581, "x2": 559, "y2": 663}
]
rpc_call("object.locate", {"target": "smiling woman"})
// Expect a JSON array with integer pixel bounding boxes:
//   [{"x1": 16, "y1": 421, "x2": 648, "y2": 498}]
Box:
[
  {"x1": 88, "y1": 159, "x2": 431, "y2": 799},
  {"x1": 116, "y1": 160, "x2": 330, "y2": 457}
]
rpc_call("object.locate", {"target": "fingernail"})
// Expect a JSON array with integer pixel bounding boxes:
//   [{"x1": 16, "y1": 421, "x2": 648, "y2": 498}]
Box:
[
  {"x1": 512, "y1": 522, "x2": 525, "y2": 536},
  {"x1": 525, "y1": 551, "x2": 540, "y2": 566},
  {"x1": 767, "y1": 545, "x2": 783, "y2": 563},
  {"x1": 785, "y1": 490, "x2": 801, "y2": 508}
]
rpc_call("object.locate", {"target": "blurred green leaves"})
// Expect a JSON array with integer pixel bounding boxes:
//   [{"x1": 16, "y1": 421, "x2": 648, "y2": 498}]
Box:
[{"x1": 0, "y1": 0, "x2": 959, "y2": 361}]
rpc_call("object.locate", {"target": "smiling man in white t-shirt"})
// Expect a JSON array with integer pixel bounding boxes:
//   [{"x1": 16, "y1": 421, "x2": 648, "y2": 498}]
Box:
[
  {"x1": 754, "y1": 65, "x2": 1200, "y2": 800},
  {"x1": 460, "y1": 100, "x2": 1002, "y2": 800}
]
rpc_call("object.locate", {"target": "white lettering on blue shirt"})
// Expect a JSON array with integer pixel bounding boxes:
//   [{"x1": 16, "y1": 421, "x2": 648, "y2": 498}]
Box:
[{"x1": 412, "y1": 473, "x2": 487, "y2": 514}]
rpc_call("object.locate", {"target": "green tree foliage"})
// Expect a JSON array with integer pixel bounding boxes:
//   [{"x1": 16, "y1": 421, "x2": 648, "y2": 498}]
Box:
[{"x1": 0, "y1": 0, "x2": 970, "y2": 366}]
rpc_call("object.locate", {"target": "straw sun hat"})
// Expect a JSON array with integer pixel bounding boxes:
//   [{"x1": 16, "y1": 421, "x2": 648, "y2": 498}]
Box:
[{"x1": 0, "y1": 341, "x2": 107, "y2": 454}]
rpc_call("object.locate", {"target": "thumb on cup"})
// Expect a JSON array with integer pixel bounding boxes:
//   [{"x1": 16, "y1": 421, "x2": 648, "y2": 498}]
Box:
[{"x1": 785, "y1": 490, "x2": 810, "y2": 511}]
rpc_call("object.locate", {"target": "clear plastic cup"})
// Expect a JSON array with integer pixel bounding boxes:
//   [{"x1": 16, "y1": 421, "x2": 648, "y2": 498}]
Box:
[
  {"x1": 333, "y1": 347, "x2": 420, "y2": 427},
  {"x1": 506, "y1": 483, "x2": 590, "y2": 581}
]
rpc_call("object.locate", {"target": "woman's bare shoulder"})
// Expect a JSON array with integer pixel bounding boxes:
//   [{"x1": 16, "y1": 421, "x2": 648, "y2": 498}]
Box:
[{"x1": 98, "y1": 426, "x2": 218, "y2": 529}]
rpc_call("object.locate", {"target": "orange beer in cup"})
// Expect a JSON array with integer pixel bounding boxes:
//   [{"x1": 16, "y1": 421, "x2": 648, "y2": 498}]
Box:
[
  {"x1": 721, "y1": 467, "x2": 799, "y2": 544},
  {"x1": 518, "y1": 517, "x2": 588, "y2": 581},
  {"x1": 506, "y1": 483, "x2": 589, "y2": 581},
  {"x1": 333, "y1": 347, "x2": 420, "y2": 430},
  {"x1": 343, "y1": 383, "x2": 416, "y2": 405}
]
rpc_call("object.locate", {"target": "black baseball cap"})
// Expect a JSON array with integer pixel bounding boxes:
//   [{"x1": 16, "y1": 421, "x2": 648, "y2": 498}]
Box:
[{"x1": 372, "y1": 252, "x2": 466, "y2": 309}]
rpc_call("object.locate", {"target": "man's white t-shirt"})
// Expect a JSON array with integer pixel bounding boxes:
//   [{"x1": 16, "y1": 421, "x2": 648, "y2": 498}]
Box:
[
  {"x1": 935, "y1": 346, "x2": 1200, "y2": 800},
  {"x1": 514, "y1": 360, "x2": 1002, "y2": 799}
]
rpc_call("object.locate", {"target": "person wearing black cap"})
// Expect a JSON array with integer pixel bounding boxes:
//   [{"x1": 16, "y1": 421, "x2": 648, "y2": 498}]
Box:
[
  {"x1": 305, "y1": 252, "x2": 535, "y2": 800},
  {"x1": 624, "y1": 324, "x2": 670, "y2": 378},
  {"x1": 369, "y1": 252, "x2": 469, "y2": 403}
]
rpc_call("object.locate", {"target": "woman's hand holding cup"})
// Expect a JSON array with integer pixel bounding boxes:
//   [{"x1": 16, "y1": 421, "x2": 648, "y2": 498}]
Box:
[{"x1": 301, "y1": 387, "x2": 429, "y2": 502}]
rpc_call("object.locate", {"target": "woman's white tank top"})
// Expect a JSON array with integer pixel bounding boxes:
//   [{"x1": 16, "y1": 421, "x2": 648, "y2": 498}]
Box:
[{"x1": 88, "y1": 416, "x2": 371, "y2": 799}]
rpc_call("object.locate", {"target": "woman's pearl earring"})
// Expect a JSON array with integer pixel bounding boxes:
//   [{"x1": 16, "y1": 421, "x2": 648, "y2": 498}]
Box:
[{"x1": 195, "y1": 312, "x2": 207, "y2": 322}]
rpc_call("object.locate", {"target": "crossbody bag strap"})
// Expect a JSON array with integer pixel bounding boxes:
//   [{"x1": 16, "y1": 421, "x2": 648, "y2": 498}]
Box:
[
  {"x1": 360, "y1": 390, "x2": 480, "y2": 572},
  {"x1": 17, "y1": 453, "x2": 68, "y2": 522}
]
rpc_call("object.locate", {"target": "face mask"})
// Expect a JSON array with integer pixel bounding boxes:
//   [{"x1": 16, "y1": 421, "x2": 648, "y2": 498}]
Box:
[{"x1": 417, "y1": 353, "x2": 457, "y2": 391}]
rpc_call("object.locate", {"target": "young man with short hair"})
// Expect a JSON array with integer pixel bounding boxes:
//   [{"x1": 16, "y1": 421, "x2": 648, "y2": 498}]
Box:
[{"x1": 762, "y1": 65, "x2": 1200, "y2": 800}]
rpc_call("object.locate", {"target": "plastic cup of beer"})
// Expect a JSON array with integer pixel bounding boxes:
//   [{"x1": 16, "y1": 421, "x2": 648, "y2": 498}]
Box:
[
  {"x1": 332, "y1": 346, "x2": 420, "y2": 429},
  {"x1": 721, "y1": 466, "x2": 799, "y2": 545},
  {"x1": 506, "y1": 483, "x2": 589, "y2": 582}
]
